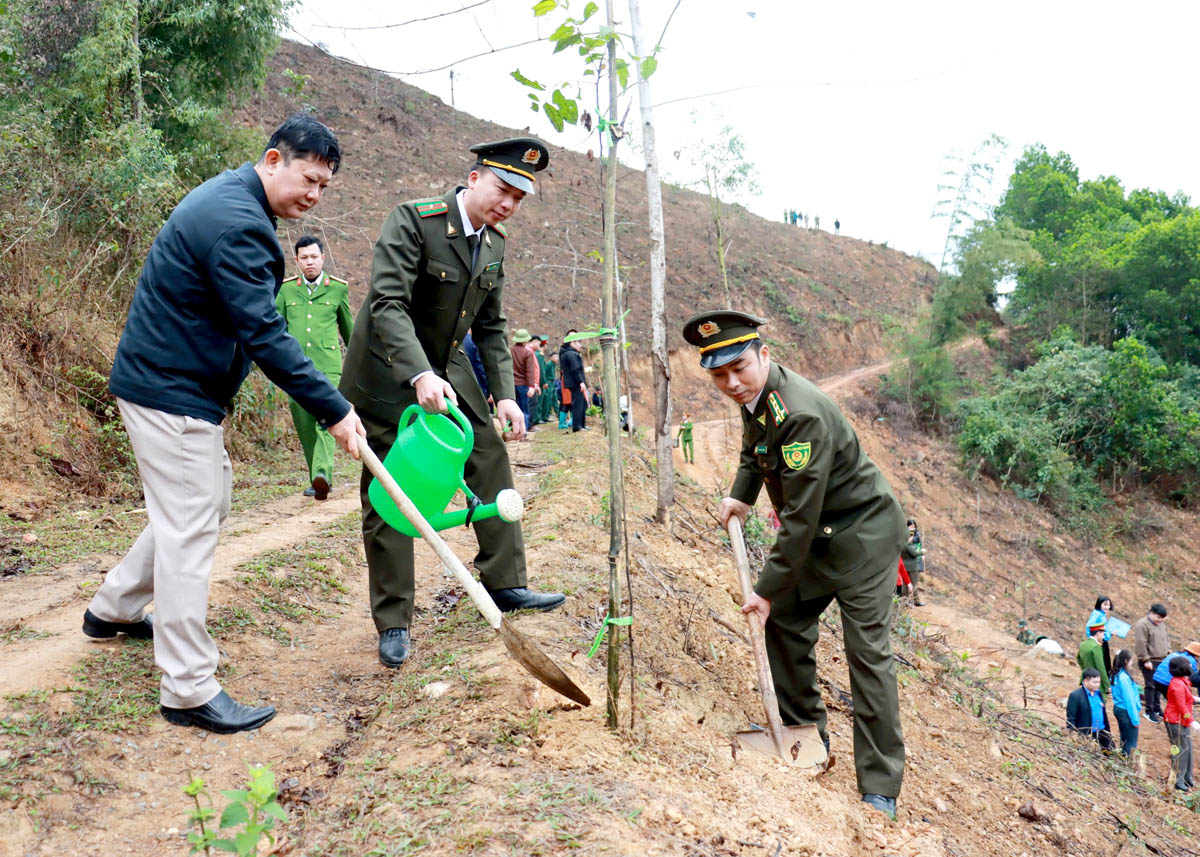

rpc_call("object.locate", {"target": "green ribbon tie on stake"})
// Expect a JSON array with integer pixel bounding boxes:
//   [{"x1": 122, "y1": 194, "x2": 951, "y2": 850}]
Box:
[
  {"x1": 587, "y1": 613, "x2": 633, "y2": 658},
  {"x1": 564, "y1": 309, "x2": 631, "y2": 345}
]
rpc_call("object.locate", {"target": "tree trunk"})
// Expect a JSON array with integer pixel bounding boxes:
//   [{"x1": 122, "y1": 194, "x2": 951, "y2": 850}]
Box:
[
  {"x1": 601, "y1": 0, "x2": 625, "y2": 730},
  {"x1": 709, "y1": 172, "x2": 731, "y2": 308},
  {"x1": 628, "y1": 0, "x2": 673, "y2": 523}
]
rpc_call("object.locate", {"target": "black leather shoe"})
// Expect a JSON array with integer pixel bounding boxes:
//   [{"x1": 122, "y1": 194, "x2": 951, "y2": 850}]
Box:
[
  {"x1": 862, "y1": 793, "x2": 897, "y2": 819},
  {"x1": 161, "y1": 690, "x2": 275, "y2": 734},
  {"x1": 378, "y1": 628, "x2": 410, "y2": 668},
  {"x1": 82, "y1": 609, "x2": 153, "y2": 640},
  {"x1": 486, "y1": 587, "x2": 566, "y2": 613},
  {"x1": 312, "y1": 475, "x2": 330, "y2": 501}
]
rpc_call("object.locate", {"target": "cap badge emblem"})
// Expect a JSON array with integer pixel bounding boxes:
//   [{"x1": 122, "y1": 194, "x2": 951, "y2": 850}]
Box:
[
  {"x1": 522, "y1": 148, "x2": 541, "y2": 164},
  {"x1": 697, "y1": 321, "x2": 721, "y2": 337}
]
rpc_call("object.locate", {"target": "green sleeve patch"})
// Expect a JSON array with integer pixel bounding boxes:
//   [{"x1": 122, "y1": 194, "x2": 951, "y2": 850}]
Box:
[{"x1": 781, "y1": 441, "x2": 811, "y2": 471}]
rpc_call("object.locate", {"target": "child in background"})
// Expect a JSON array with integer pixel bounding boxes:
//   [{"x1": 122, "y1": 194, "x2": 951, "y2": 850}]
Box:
[
  {"x1": 1109, "y1": 649, "x2": 1141, "y2": 756},
  {"x1": 1164, "y1": 655, "x2": 1197, "y2": 792}
]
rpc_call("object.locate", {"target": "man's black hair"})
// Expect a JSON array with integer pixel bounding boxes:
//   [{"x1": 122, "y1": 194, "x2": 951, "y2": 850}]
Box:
[
  {"x1": 294, "y1": 235, "x2": 324, "y2": 255},
  {"x1": 566, "y1": 328, "x2": 578, "y2": 336},
  {"x1": 1081, "y1": 668, "x2": 1101, "y2": 681},
  {"x1": 262, "y1": 113, "x2": 341, "y2": 175},
  {"x1": 1151, "y1": 603, "x2": 1168, "y2": 617},
  {"x1": 1168, "y1": 656, "x2": 1192, "y2": 678}
]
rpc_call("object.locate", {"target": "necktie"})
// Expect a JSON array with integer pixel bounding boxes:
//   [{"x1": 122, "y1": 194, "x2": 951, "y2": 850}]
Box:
[{"x1": 468, "y1": 233, "x2": 480, "y2": 271}]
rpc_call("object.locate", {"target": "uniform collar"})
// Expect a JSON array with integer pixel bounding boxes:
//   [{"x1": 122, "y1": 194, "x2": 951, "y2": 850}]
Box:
[
  {"x1": 303, "y1": 271, "x2": 325, "y2": 288},
  {"x1": 234, "y1": 162, "x2": 276, "y2": 228},
  {"x1": 743, "y1": 361, "x2": 781, "y2": 419},
  {"x1": 454, "y1": 188, "x2": 487, "y2": 240}
]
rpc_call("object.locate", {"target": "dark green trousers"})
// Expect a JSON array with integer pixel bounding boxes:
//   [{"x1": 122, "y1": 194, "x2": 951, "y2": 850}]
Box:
[
  {"x1": 358, "y1": 405, "x2": 527, "y2": 631},
  {"x1": 764, "y1": 558, "x2": 905, "y2": 797}
]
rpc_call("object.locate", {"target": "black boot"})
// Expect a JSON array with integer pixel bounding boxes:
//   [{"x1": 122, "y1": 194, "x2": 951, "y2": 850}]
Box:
[
  {"x1": 486, "y1": 587, "x2": 566, "y2": 613},
  {"x1": 161, "y1": 691, "x2": 275, "y2": 734},
  {"x1": 378, "y1": 628, "x2": 411, "y2": 668},
  {"x1": 82, "y1": 609, "x2": 154, "y2": 640}
]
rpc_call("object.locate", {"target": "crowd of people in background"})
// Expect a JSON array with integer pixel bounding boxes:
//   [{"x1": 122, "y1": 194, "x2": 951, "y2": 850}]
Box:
[
  {"x1": 1068, "y1": 597, "x2": 1200, "y2": 792},
  {"x1": 782, "y1": 210, "x2": 841, "y2": 235}
]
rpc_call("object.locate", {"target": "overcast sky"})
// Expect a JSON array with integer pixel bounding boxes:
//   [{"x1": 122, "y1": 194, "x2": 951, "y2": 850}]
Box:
[{"x1": 287, "y1": 0, "x2": 1200, "y2": 268}]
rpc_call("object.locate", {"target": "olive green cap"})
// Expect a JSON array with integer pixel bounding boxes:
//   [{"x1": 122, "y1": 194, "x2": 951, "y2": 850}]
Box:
[
  {"x1": 681, "y1": 310, "x2": 768, "y2": 369},
  {"x1": 469, "y1": 137, "x2": 549, "y2": 194},
  {"x1": 513, "y1": 328, "x2": 532, "y2": 343}
]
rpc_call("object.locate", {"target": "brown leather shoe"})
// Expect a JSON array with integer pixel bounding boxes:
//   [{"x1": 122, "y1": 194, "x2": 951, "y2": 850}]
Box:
[{"x1": 311, "y1": 475, "x2": 330, "y2": 501}]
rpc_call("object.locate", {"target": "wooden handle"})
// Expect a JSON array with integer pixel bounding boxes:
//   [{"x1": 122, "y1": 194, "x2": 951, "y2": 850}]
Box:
[
  {"x1": 358, "y1": 435, "x2": 503, "y2": 630},
  {"x1": 728, "y1": 517, "x2": 790, "y2": 761}
]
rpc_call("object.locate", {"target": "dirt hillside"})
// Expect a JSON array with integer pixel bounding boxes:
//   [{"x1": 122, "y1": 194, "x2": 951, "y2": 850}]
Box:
[
  {"x1": 3, "y1": 351, "x2": 1200, "y2": 856},
  {"x1": 249, "y1": 40, "x2": 935, "y2": 409}
]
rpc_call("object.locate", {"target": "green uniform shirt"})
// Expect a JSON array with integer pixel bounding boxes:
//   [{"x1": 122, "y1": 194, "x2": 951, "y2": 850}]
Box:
[
  {"x1": 678, "y1": 420, "x2": 694, "y2": 441},
  {"x1": 340, "y1": 188, "x2": 514, "y2": 422},
  {"x1": 1077, "y1": 638, "x2": 1110, "y2": 695},
  {"x1": 275, "y1": 272, "x2": 353, "y2": 377},
  {"x1": 731, "y1": 361, "x2": 905, "y2": 601}
]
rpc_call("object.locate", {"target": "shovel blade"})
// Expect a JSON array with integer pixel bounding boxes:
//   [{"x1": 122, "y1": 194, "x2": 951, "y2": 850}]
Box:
[
  {"x1": 498, "y1": 619, "x2": 591, "y2": 707},
  {"x1": 735, "y1": 724, "x2": 827, "y2": 771}
]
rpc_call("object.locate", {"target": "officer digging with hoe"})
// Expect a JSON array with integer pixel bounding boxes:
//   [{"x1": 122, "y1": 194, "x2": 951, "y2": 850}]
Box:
[
  {"x1": 685, "y1": 310, "x2": 907, "y2": 819},
  {"x1": 277, "y1": 235, "x2": 354, "y2": 500},
  {"x1": 340, "y1": 138, "x2": 566, "y2": 669},
  {"x1": 82, "y1": 115, "x2": 365, "y2": 734}
]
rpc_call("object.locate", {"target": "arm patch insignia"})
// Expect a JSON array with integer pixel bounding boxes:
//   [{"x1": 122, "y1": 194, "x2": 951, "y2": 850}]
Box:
[
  {"x1": 782, "y1": 441, "x2": 811, "y2": 471},
  {"x1": 492, "y1": 222, "x2": 508, "y2": 237},
  {"x1": 413, "y1": 199, "x2": 448, "y2": 218},
  {"x1": 767, "y1": 391, "x2": 789, "y2": 425}
]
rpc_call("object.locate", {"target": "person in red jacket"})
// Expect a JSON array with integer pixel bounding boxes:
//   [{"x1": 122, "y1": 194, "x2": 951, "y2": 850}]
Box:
[
  {"x1": 895, "y1": 557, "x2": 912, "y2": 597},
  {"x1": 1164, "y1": 655, "x2": 1197, "y2": 792}
]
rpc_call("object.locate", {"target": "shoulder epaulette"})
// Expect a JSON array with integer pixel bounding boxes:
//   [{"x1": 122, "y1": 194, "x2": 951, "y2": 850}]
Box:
[
  {"x1": 281, "y1": 275, "x2": 299, "y2": 284},
  {"x1": 413, "y1": 198, "x2": 448, "y2": 218},
  {"x1": 491, "y1": 222, "x2": 508, "y2": 238},
  {"x1": 328, "y1": 274, "x2": 348, "y2": 285},
  {"x1": 767, "y1": 390, "x2": 790, "y2": 425}
]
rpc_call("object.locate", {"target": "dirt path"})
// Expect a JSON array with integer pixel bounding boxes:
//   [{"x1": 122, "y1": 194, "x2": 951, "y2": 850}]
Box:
[{"x1": 0, "y1": 487, "x2": 359, "y2": 698}]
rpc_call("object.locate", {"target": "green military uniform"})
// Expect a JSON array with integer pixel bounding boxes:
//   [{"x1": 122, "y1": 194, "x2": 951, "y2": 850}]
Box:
[
  {"x1": 275, "y1": 272, "x2": 354, "y2": 487},
  {"x1": 340, "y1": 140, "x2": 551, "y2": 632},
  {"x1": 683, "y1": 310, "x2": 907, "y2": 801},
  {"x1": 1077, "y1": 637, "x2": 1110, "y2": 694},
  {"x1": 538, "y1": 349, "x2": 557, "y2": 425},
  {"x1": 677, "y1": 418, "x2": 695, "y2": 463}
]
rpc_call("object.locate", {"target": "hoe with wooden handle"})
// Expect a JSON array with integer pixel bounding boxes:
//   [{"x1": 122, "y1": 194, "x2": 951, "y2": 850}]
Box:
[
  {"x1": 728, "y1": 517, "x2": 827, "y2": 770},
  {"x1": 358, "y1": 435, "x2": 590, "y2": 706}
]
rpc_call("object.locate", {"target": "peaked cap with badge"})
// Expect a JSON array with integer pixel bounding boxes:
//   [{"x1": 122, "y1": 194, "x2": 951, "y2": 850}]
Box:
[
  {"x1": 683, "y1": 309, "x2": 908, "y2": 801},
  {"x1": 682, "y1": 310, "x2": 768, "y2": 369},
  {"x1": 469, "y1": 137, "x2": 550, "y2": 195}
]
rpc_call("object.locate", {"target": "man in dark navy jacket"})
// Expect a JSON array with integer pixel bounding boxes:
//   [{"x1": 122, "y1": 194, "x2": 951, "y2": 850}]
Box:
[{"x1": 83, "y1": 114, "x2": 365, "y2": 734}]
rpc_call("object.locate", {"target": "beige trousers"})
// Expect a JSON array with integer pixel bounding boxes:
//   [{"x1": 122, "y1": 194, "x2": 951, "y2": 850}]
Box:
[{"x1": 88, "y1": 400, "x2": 231, "y2": 708}]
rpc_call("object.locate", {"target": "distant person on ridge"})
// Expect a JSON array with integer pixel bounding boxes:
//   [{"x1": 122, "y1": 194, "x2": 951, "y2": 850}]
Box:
[
  {"x1": 276, "y1": 235, "x2": 354, "y2": 501},
  {"x1": 339, "y1": 137, "x2": 566, "y2": 669},
  {"x1": 676, "y1": 412, "x2": 694, "y2": 463},
  {"x1": 84, "y1": 114, "x2": 365, "y2": 734},
  {"x1": 834, "y1": 218, "x2": 841, "y2": 235},
  {"x1": 685, "y1": 309, "x2": 908, "y2": 819},
  {"x1": 814, "y1": 215, "x2": 820, "y2": 231},
  {"x1": 1133, "y1": 603, "x2": 1169, "y2": 722}
]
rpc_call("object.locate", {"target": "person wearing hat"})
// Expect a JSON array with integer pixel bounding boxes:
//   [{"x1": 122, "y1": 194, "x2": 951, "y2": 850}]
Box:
[
  {"x1": 1151, "y1": 642, "x2": 1200, "y2": 704},
  {"x1": 510, "y1": 328, "x2": 540, "y2": 431},
  {"x1": 533, "y1": 335, "x2": 555, "y2": 427},
  {"x1": 340, "y1": 138, "x2": 565, "y2": 669},
  {"x1": 1077, "y1": 623, "x2": 1111, "y2": 695},
  {"x1": 683, "y1": 310, "x2": 907, "y2": 818}
]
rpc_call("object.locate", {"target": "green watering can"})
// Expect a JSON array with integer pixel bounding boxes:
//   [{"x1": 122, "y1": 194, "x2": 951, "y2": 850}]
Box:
[{"x1": 368, "y1": 399, "x2": 524, "y2": 538}]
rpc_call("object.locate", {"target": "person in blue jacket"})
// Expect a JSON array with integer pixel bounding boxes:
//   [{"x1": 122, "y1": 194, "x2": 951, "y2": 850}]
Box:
[
  {"x1": 1109, "y1": 649, "x2": 1142, "y2": 756},
  {"x1": 1066, "y1": 669, "x2": 1114, "y2": 750},
  {"x1": 1085, "y1": 595, "x2": 1114, "y2": 675},
  {"x1": 82, "y1": 114, "x2": 365, "y2": 735},
  {"x1": 1152, "y1": 642, "x2": 1200, "y2": 701}
]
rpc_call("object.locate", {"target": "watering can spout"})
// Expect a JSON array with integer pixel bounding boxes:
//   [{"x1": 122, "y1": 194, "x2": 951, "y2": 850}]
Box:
[{"x1": 367, "y1": 399, "x2": 525, "y2": 538}]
